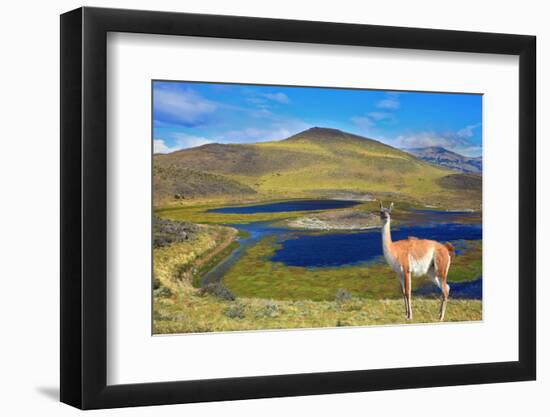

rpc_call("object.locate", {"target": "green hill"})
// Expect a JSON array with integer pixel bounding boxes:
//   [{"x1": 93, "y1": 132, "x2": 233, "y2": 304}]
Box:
[{"x1": 154, "y1": 127, "x2": 481, "y2": 209}]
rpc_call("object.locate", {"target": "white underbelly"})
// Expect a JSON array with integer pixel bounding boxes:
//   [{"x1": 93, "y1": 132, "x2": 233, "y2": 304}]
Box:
[
  {"x1": 409, "y1": 252, "x2": 434, "y2": 277},
  {"x1": 384, "y1": 251, "x2": 403, "y2": 274}
]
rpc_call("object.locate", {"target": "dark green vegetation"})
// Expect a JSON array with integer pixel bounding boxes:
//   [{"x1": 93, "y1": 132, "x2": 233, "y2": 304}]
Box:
[
  {"x1": 404, "y1": 146, "x2": 482, "y2": 173},
  {"x1": 154, "y1": 127, "x2": 482, "y2": 210},
  {"x1": 438, "y1": 173, "x2": 482, "y2": 191}
]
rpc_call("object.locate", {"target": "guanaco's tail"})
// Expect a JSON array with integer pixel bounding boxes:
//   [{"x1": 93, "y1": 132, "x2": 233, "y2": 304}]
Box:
[{"x1": 444, "y1": 242, "x2": 456, "y2": 260}]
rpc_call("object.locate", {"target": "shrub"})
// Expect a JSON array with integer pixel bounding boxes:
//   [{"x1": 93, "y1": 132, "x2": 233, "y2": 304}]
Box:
[
  {"x1": 153, "y1": 310, "x2": 172, "y2": 321},
  {"x1": 224, "y1": 303, "x2": 245, "y2": 319},
  {"x1": 340, "y1": 299, "x2": 364, "y2": 312},
  {"x1": 256, "y1": 301, "x2": 279, "y2": 318},
  {"x1": 153, "y1": 217, "x2": 198, "y2": 248},
  {"x1": 335, "y1": 288, "x2": 353, "y2": 303},
  {"x1": 199, "y1": 283, "x2": 236, "y2": 301},
  {"x1": 153, "y1": 285, "x2": 173, "y2": 298}
]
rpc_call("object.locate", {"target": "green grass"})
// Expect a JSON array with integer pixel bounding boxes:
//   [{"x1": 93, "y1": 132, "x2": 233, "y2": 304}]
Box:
[
  {"x1": 448, "y1": 240, "x2": 483, "y2": 282},
  {"x1": 156, "y1": 203, "x2": 313, "y2": 224}
]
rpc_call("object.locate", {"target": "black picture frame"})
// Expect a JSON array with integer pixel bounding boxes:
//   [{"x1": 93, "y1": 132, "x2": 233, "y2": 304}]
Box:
[{"x1": 60, "y1": 6, "x2": 536, "y2": 410}]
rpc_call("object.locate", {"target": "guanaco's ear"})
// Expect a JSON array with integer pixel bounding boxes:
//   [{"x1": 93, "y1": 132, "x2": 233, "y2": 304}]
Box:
[
  {"x1": 389, "y1": 202, "x2": 394, "y2": 212},
  {"x1": 379, "y1": 201, "x2": 384, "y2": 210}
]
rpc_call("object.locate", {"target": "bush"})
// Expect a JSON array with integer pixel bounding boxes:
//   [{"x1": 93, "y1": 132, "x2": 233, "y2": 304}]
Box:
[
  {"x1": 153, "y1": 310, "x2": 172, "y2": 321},
  {"x1": 335, "y1": 288, "x2": 353, "y2": 303},
  {"x1": 224, "y1": 303, "x2": 245, "y2": 319},
  {"x1": 199, "y1": 283, "x2": 236, "y2": 301},
  {"x1": 256, "y1": 301, "x2": 279, "y2": 318},
  {"x1": 153, "y1": 284, "x2": 173, "y2": 298},
  {"x1": 153, "y1": 217, "x2": 198, "y2": 248}
]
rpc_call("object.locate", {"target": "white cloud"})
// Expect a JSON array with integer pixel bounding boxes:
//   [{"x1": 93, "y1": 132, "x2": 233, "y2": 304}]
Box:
[
  {"x1": 351, "y1": 116, "x2": 375, "y2": 129},
  {"x1": 368, "y1": 111, "x2": 393, "y2": 121},
  {"x1": 245, "y1": 90, "x2": 290, "y2": 107},
  {"x1": 457, "y1": 123, "x2": 481, "y2": 139},
  {"x1": 154, "y1": 134, "x2": 213, "y2": 153},
  {"x1": 154, "y1": 139, "x2": 178, "y2": 154},
  {"x1": 376, "y1": 94, "x2": 400, "y2": 110},
  {"x1": 352, "y1": 93, "x2": 400, "y2": 132},
  {"x1": 262, "y1": 92, "x2": 289, "y2": 104},
  {"x1": 387, "y1": 124, "x2": 482, "y2": 157},
  {"x1": 154, "y1": 88, "x2": 217, "y2": 126},
  {"x1": 172, "y1": 133, "x2": 213, "y2": 148},
  {"x1": 216, "y1": 120, "x2": 312, "y2": 143},
  {"x1": 351, "y1": 111, "x2": 396, "y2": 131}
]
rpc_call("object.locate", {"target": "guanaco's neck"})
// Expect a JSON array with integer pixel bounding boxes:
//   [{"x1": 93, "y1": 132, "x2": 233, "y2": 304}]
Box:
[{"x1": 381, "y1": 218, "x2": 393, "y2": 254}]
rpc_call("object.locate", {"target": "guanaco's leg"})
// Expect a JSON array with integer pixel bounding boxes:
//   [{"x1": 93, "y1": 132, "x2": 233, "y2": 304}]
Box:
[
  {"x1": 404, "y1": 269, "x2": 412, "y2": 320},
  {"x1": 399, "y1": 278, "x2": 408, "y2": 318},
  {"x1": 403, "y1": 293, "x2": 409, "y2": 318},
  {"x1": 439, "y1": 283, "x2": 449, "y2": 321},
  {"x1": 437, "y1": 249, "x2": 451, "y2": 321}
]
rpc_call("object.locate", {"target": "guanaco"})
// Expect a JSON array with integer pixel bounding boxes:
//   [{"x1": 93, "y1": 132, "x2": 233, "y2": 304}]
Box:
[{"x1": 379, "y1": 202, "x2": 455, "y2": 321}]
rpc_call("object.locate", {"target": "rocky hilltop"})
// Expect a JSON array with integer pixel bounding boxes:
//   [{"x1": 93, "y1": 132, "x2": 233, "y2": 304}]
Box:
[{"x1": 403, "y1": 146, "x2": 482, "y2": 173}]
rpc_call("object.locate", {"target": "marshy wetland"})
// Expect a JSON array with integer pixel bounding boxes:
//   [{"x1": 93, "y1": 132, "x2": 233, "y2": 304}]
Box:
[{"x1": 153, "y1": 199, "x2": 482, "y2": 334}]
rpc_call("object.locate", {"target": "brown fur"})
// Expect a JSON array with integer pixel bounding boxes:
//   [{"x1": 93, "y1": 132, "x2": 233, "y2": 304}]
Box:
[
  {"x1": 379, "y1": 201, "x2": 453, "y2": 320},
  {"x1": 444, "y1": 242, "x2": 456, "y2": 259},
  {"x1": 389, "y1": 239, "x2": 453, "y2": 272},
  {"x1": 386, "y1": 238, "x2": 452, "y2": 320}
]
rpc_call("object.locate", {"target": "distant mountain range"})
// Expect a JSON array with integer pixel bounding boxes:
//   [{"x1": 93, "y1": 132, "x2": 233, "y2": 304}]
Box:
[
  {"x1": 403, "y1": 146, "x2": 482, "y2": 173},
  {"x1": 154, "y1": 127, "x2": 481, "y2": 208}
]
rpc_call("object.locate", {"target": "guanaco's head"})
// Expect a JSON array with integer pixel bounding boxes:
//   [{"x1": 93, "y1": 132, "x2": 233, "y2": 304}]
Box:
[{"x1": 379, "y1": 201, "x2": 394, "y2": 222}]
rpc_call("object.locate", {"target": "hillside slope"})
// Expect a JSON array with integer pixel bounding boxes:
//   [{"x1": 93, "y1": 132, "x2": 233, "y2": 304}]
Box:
[
  {"x1": 154, "y1": 127, "x2": 481, "y2": 208},
  {"x1": 403, "y1": 146, "x2": 482, "y2": 173}
]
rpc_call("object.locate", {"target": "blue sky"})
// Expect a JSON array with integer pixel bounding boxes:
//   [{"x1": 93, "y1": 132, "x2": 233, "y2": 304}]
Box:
[{"x1": 153, "y1": 81, "x2": 482, "y2": 157}]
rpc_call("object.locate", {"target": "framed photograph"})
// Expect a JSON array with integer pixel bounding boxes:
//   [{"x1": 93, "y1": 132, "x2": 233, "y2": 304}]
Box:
[{"x1": 60, "y1": 6, "x2": 536, "y2": 409}]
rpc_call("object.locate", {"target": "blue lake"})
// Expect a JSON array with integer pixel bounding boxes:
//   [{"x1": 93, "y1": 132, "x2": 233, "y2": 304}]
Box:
[
  {"x1": 415, "y1": 277, "x2": 482, "y2": 300},
  {"x1": 208, "y1": 199, "x2": 360, "y2": 214},
  {"x1": 270, "y1": 223, "x2": 482, "y2": 267}
]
